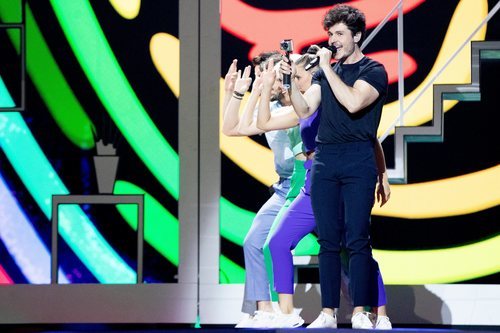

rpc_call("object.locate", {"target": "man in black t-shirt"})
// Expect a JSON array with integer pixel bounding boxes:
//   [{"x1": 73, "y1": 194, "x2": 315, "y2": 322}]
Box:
[{"x1": 281, "y1": 4, "x2": 390, "y2": 329}]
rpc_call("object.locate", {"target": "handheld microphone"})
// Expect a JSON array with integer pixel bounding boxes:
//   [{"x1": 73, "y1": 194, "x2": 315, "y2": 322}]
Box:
[
  {"x1": 280, "y1": 39, "x2": 294, "y2": 89},
  {"x1": 305, "y1": 45, "x2": 337, "y2": 71}
]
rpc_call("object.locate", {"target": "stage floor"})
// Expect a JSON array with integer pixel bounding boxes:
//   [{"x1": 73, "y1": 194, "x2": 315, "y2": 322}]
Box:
[{"x1": 2, "y1": 324, "x2": 499, "y2": 333}]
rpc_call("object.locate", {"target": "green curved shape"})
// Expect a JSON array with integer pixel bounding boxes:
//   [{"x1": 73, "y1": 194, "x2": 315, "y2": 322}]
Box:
[
  {"x1": 114, "y1": 180, "x2": 179, "y2": 266},
  {"x1": 114, "y1": 180, "x2": 245, "y2": 283},
  {"x1": 49, "y1": 0, "x2": 179, "y2": 199},
  {"x1": 0, "y1": 2, "x2": 95, "y2": 149},
  {"x1": 0, "y1": 96, "x2": 134, "y2": 283},
  {"x1": 219, "y1": 197, "x2": 254, "y2": 246},
  {"x1": 220, "y1": 255, "x2": 245, "y2": 283},
  {"x1": 0, "y1": 76, "x2": 15, "y2": 108}
]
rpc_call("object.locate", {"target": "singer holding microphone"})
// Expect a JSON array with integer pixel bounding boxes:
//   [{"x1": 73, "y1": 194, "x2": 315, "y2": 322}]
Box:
[{"x1": 281, "y1": 4, "x2": 389, "y2": 329}]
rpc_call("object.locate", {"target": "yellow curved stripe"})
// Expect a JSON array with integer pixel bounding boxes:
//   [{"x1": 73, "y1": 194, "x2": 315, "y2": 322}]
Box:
[
  {"x1": 375, "y1": 234, "x2": 500, "y2": 284},
  {"x1": 150, "y1": 32, "x2": 275, "y2": 184},
  {"x1": 378, "y1": 0, "x2": 487, "y2": 136},
  {"x1": 151, "y1": 33, "x2": 180, "y2": 97},
  {"x1": 109, "y1": 0, "x2": 141, "y2": 20},
  {"x1": 373, "y1": 166, "x2": 500, "y2": 218}
]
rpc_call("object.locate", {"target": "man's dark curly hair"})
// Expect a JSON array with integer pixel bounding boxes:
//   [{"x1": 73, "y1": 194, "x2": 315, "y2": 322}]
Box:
[{"x1": 322, "y1": 4, "x2": 366, "y2": 45}]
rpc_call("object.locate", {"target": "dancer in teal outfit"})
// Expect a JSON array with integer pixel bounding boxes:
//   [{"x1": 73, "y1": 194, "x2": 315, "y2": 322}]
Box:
[{"x1": 223, "y1": 52, "x2": 307, "y2": 328}]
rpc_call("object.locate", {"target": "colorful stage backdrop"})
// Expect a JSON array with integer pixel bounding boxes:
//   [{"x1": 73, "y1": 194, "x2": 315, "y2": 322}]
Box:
[{"x1": 0, "y1": 0, "x2": 498, "y2": 290}]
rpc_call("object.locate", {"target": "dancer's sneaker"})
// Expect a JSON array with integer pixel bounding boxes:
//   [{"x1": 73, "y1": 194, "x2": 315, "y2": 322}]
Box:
[
  {"x1": 235, "y1": 313, "x2": 255, "y2": 328},
  {"x1": 273, "y1": 313, "x2": 305, "y2": 328},
  {"x1": 306, "y1": 311, "x2": 337, "y2": 328},
  {"x1": 251, "y1": 310, "x2": 277, "y2": 328},
  {"x1": 351, "y1": 311, "x2": 375, "y2": 329},
  {"x1": 375, "y1": 315, "x2": 392, "y2": 330}
]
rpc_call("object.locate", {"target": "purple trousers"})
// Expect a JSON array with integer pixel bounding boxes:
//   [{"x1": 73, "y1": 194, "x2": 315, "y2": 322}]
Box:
[{"x1": 268, "y1": 161, "x2": 387, "y2": 306}]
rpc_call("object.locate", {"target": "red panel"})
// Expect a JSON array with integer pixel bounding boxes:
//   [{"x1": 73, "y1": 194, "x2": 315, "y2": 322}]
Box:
[
  {"x1": 221, "y1": 0, "x2": 425, "y2": 60},
  {"x1": 0, "y1": 265, "x2": 13, "y2": 284}
]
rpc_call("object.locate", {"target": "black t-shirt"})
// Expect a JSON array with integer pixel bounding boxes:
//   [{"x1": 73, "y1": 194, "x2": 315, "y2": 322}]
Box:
[{"x1": 312, "y1": 56, "x2": 388, "y2": 144}]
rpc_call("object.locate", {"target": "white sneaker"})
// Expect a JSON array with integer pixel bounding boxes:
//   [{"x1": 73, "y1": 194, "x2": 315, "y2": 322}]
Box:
[
  {"x1": 235, "y1": 313, "x2": 255, "y2": 328},
  {"x1": 351, "y1": 311, "x2": 375, "y2": 329},
  {"x1": 306, "y1": 311, "x2": 337, "y2": 328},
  {"x1": 251, "y1": 310, "x2": 277, "y2": 328},
  {"x1": 274, "y1": 313, "x2": 305, "y2": 328},
  {"x1": 375, "y1": 315, "x2": 392, "y2": 330}
]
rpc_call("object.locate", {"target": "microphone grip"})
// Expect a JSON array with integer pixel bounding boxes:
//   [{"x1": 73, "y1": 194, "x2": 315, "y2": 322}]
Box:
[
  {"x1": 283, "y1": 74, "x2": 291, "y2": 89},
  {"x1": 305, "y1": 57, "x2": 319, "y2": 71},
  {"x1": 283, "y1": 52, "x2": 291, "y2": 89},
  {"x1": 305, "y1": 45, "x2": 336, "y2": 71}
]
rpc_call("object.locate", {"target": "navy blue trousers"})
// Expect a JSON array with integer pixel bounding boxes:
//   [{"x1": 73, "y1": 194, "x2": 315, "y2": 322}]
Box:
[{"x1": 311, "y1": 141, "x2": 379, "y2": 308}]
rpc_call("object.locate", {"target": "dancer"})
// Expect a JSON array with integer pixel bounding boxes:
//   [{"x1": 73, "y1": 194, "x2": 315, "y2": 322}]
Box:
[
  {"x1": 223, "y1": 52, "x2": 304, "y2": 328},
  {"x1": 282, "y1": 4, "x2": 390, "y2": 328}
]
